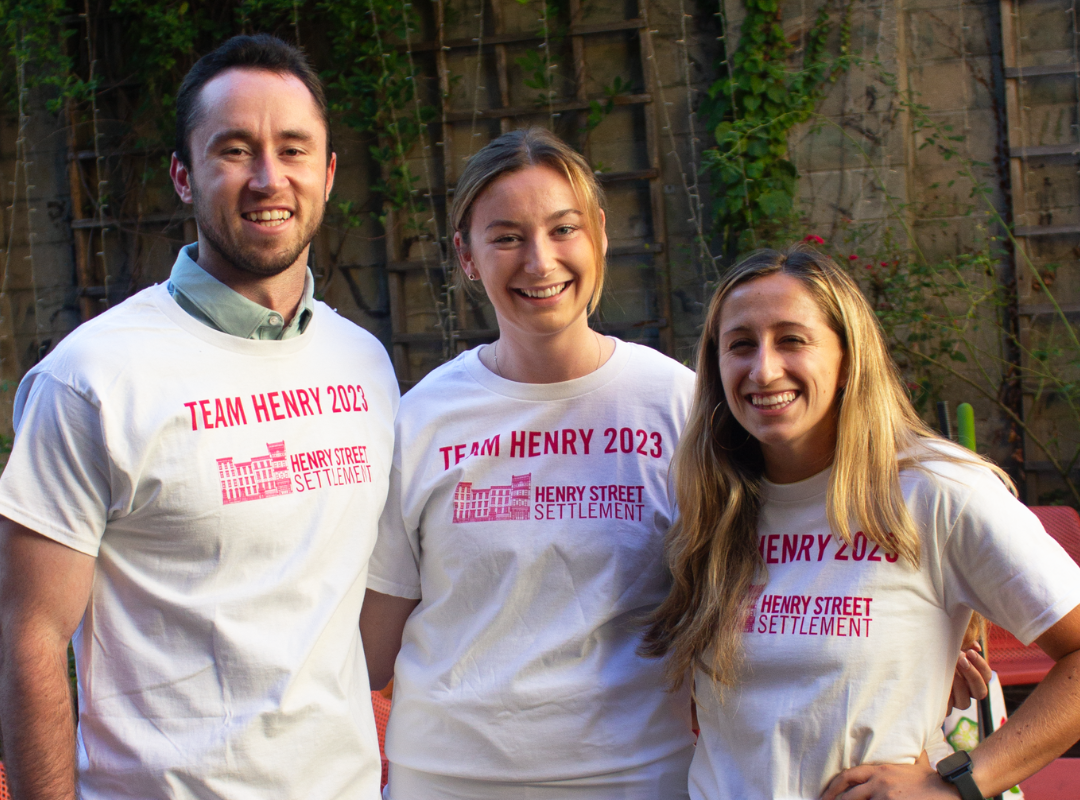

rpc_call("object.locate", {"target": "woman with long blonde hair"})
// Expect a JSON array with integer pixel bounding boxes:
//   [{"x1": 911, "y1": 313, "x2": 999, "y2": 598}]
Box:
[{"x1": 643, "y1": 245, "x2": 1080, "y2": 800}]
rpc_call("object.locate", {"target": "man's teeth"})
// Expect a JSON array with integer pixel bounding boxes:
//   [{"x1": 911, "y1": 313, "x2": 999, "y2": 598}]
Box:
[
  {"x1": 243, "y1": 210, "x2": 293, "y2": 226},
  {"x1": 751, "y1": 391, "x2": 796, "y2": 408},
  {"x1": 518, "y1": 283, "x2": 566, "y2": 299}
]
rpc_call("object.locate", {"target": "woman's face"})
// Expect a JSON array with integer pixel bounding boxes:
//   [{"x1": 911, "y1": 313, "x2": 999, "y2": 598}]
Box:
[
  {"x1": 717, "y1": 273, "x2": 847, "y2": 483},
  {"x1": 454, "y1": 165, "x2": 605, "y2": 342}
]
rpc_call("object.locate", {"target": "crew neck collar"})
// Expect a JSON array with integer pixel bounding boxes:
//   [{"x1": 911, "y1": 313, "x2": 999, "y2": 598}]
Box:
[
  {"x1": 761, "y1": 464, "x2": 832, "y2": 503},
  {"x1": 461, "y1": 336, "x2": 632, "y2": 401}
]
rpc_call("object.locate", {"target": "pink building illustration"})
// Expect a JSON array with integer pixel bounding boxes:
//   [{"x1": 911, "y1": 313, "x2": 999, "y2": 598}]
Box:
[
  {"x1": 453, "y1": 474, "x2": 531, "y2": 523},
  {"x1": 217, "y1": 441, "x2": 293, "y2": 505}
]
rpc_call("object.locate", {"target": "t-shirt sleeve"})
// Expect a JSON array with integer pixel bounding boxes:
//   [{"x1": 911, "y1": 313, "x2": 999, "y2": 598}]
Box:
[
  {"x1": 367, "y1": 461, "x2": 422, "y2": 599},
  {"x1": 939, "y1": 469, "x2": 1080, "y2": 645},
  {"x1": 0, "y1": 371, "x2": 111, "y2": 556}
]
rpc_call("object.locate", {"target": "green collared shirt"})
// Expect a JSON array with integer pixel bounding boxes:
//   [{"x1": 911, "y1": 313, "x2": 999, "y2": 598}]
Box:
[{"x1": 167, "y1": 243, "x2": 315, "y2": 340}]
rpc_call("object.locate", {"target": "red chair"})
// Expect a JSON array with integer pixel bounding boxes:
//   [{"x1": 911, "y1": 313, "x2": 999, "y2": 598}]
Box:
[
  {"x1": 0, "y1": 762, "x2": 9, "y2": 800},
  {"x1": 989, "y1": 506, "x2": 1080, "y2": 800},
  {"x1": 371, "y1": 688, "x2": 392, "y2": 790},
  {"x1": 987, "y1": 506, "x2": 1080, "y2": 685}
]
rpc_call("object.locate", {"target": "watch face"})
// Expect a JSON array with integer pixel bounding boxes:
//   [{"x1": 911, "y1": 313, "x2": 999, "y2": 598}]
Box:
[{"x1": 938, "y1": 750, "x2": 973, "y2": 778}]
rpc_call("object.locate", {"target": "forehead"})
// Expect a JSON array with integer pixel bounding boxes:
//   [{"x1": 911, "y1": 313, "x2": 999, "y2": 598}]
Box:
[
  {"x1": 472, "y1": 165, "x2": 581, "y2": 223},
  {"x1": 718, "y1": 273, "x2": 831, "y2": 332},
  {"x1": 192, "y1": 67, "x2": 326, "y2": 143}
]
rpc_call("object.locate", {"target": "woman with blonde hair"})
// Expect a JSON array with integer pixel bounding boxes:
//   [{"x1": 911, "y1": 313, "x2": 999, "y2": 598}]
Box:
[
  {"x1": 360, "y1": 127, "x2": 698, "y2": 799},
  {"x1": 643, "y1": 245, "x2": 1080, "y2": 800}
]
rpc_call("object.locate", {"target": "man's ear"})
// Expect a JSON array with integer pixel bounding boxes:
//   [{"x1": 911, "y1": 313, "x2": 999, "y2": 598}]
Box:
[
  {"x1": 325, "y1": 151, "x2": 337, "y2": 201},
  {"x1": 170, "y1": 154, "x2": 194, "y2": 205}
]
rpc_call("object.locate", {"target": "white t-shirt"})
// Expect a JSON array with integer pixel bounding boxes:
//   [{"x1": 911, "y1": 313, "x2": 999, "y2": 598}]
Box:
[
  {"x1": 0, "y1": 283, "x2": 398, "y2": 800},
  {"x1": 368, "y1": 340, "x2": 697, "y2": 782},
  {"x1": 690, "y1": 457, "x2": 1080, "y2": 800}
]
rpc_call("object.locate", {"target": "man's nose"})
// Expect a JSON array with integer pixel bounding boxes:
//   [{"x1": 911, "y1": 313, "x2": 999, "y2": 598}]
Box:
[{"x1": 249, "y1": 153, "x2": 289, "y2": 194}]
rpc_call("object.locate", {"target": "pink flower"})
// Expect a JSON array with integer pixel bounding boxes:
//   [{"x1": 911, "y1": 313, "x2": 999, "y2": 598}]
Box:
[
  {"x1": 848, "y1": 254, "x2": 858, "y2": 261},
  {"x1": 803, "y1": 234, "x2": 825, "y2": 245}
]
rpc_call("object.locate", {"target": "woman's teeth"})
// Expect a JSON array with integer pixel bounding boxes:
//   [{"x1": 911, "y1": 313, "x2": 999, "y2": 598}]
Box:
[
  {"x1": 243, "y1": 210, "x2": 293, "y2": 226},
  {"x1": 518, "y1": 283, "x2": 566, "y2": 299},
  {"x1": 751, "y1": 391, "x2": 797, "y2": 408}
]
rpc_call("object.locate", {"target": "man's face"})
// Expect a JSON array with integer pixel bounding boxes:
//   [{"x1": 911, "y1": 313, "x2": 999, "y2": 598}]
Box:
[{"x1": 170, "y1": 68, "x2": 336, "y2": 277}]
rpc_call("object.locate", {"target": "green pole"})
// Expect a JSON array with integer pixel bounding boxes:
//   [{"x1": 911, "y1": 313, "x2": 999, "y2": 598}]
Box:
[
  {"x1": 956, "y1": 401, "x2": 1000, "y2": 798},
  {"x1": 957, "y1": 403, "x2": 976, "y2": 452}
]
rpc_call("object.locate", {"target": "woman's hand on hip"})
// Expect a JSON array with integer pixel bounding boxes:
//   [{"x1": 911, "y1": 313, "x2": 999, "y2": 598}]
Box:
[{"x1": 821, "y1": 752, "x2": 961, "y2": 800}]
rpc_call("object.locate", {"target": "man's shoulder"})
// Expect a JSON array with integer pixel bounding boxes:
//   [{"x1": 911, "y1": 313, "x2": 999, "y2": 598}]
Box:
[{"x1": 41, "y1": 285, "x2": 176, "y2": 373}]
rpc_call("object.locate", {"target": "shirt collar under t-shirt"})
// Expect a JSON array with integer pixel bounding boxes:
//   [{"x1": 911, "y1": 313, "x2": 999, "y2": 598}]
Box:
[{"x1": 167, "y1": 242, "x2": 315, "y2": 340}]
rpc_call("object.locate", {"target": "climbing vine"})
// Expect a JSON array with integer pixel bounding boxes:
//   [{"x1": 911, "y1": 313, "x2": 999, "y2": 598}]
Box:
[{"x1": 703, "y1": 0, "x2": 853, "y2": 258}]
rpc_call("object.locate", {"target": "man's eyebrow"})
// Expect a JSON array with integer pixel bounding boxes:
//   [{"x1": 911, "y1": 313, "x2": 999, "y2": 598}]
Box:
[
  {"x1": 206, "y1": 128, "x2": 318, "y2": 148},
  {"x1": 278, "y1": 129, "x2": 317, "y2": 144}
]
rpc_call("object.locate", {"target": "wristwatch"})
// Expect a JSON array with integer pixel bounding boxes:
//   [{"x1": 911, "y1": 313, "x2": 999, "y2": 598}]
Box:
[{"x1": 936, "y1": 751, "x2": 984, "y2": 800}]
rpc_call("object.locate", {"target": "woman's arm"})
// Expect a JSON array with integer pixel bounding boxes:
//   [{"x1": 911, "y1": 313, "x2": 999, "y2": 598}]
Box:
[
  {"x1": 359, "y1": 589, "x2": 420, "y2": 691},
  {"x1": 822, "y1": 603, "x2": 1080, "y2": 800}
]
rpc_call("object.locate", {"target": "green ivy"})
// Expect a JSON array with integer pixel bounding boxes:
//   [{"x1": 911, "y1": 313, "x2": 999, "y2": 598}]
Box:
[
  {"x1": 702, "y1": 0, "x2": 852, "y2": 258},
  {"x1": 319, "y1": 0, "x2": 436, "y2": 226},
  {"x1": 0, "y1": 0, "x2": 91, "y2": 111}
]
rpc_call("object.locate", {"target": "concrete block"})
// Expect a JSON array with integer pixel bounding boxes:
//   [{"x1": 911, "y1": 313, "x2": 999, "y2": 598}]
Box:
[
  {"x1": 444, "y1": 49, "x2": 502, "y2": 114},
  {"x1": 582, "y1": 30, "x2": 645, "y2": 96},
  {"x1": 793, "y1": 110, "x2": 906, "y2": 173},
  {"x1": 1016, "y1": 0, "x2": 1076, "y2": 58},
  {"x1": 1016, "y1": 99, "x2": 1080, "y2": 150},
  {"x1": 604, "y1": 180, "x2": 653, "y2": 247},
  {"x1": 910, "y1": 108, "x2": 999, "y2": 165},
  {"x1": 798, "y1": 164, "x2": 908, "y2": 228},
  {"x1": 908, "y1": 58, "x2": 994, "y2": 112},
  {"x1": 578, "y1": 0, "x2": 638, "y2": 26},
  {"x1": 590, "y1": 105, "x2": 652, "y2": 172},
  {"x1": 907, "y1": 5, "x2": 995, "y2": 62}
]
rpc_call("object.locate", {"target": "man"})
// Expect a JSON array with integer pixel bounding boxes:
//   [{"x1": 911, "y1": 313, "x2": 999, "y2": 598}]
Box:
[{"x1": 0, "y1": 35, "x2": 396, "y2": 800}]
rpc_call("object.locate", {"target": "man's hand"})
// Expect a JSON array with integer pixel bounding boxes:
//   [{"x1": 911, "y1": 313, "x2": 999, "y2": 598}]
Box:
[
  {"x1": 0, "y1": 517, "x2": 95, "y2": 800},
  {"x1": 948, "y1": 643, "x2": 992, "y2": 713},
  {"x1": 821, "y1": 752, "x2": 960, "y2": 800}
]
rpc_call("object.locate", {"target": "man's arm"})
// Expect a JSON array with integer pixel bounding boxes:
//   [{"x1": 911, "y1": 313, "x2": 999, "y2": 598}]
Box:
[
  {"x1": 359, "y1": 589, "x2": 419, "y2": 691},
  {"x1": 0, "y1": 517, "x2": 95, "y2": 800}
]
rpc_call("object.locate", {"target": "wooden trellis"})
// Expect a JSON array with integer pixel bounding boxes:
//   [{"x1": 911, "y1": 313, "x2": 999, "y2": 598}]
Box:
[{"x1": 999, "y1": 0, "x2": 1080, "y2": 500}]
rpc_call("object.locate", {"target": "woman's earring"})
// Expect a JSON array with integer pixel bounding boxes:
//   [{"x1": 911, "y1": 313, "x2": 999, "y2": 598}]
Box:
[{"x1": 467, "y1": 272, "x2": 478, "y2": 281}]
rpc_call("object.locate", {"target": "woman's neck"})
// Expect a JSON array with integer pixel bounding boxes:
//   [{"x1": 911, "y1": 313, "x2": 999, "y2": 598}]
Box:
[{"x1": 481, "y1": 319, "x2": 614, "y2": 384}]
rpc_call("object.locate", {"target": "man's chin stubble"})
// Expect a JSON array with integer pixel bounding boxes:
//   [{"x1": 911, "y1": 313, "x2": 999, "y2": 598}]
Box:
[{"x1": 198, "y1": 213, "x2": 317, "y2": 278}]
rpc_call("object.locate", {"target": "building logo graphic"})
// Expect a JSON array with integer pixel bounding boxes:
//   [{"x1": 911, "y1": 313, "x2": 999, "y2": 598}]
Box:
[
  {"x1": 453, "y1": 473, "x2": 531, "y2": 523},
  {"x1": 217, "y1": 441, "x2": 293, "y2": 505},
  {"x1": 744, "y1": 584, "x2": 766, "y2": 633}
]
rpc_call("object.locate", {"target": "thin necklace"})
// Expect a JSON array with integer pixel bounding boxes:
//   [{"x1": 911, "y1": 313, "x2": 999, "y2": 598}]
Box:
[{"x1": 492, "y1": 331, "x2": 603, "y2": 379}]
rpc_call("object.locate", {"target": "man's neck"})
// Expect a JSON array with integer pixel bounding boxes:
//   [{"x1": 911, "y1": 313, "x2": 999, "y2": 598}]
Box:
[{"x1": 195, "y1": 238, "x2": 309, "y2": 324}]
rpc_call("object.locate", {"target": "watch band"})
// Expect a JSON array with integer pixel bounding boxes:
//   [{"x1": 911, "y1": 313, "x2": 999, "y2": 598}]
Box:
[{"x1": 936, "y1": 751, "x2": 984, "y2": 800}]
